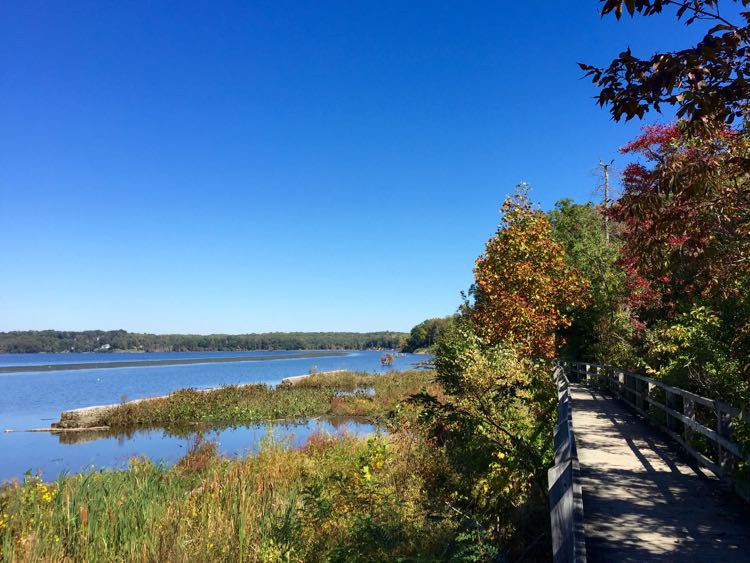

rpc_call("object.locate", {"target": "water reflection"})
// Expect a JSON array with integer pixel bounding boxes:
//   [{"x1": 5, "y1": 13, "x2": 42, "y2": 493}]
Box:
[
  {"x1": 2, "y1": 418, "x2": 377, "y2": 482},
  {"x1": 51, "y1": 416, "x2": 373, "y2": 445}
]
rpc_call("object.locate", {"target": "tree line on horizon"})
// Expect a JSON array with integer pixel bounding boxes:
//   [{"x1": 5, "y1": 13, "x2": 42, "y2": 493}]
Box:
[{"x1": 0, "y1": 329, "x2": 411, "y2": 354}]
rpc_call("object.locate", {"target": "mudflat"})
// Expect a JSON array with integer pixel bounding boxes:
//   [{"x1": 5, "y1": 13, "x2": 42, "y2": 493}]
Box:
[{"x1": 0, "y1": 350, "x2": 348, "y2": 374}]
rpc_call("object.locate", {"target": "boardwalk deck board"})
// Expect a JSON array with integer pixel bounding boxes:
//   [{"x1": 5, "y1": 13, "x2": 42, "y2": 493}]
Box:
[{"x1": 570, "y1": 384, "x2": 750, "y2": 562}]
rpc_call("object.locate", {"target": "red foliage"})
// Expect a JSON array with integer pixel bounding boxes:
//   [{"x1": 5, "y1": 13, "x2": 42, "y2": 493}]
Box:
[
  {"x1": 620, "y1": 124, "x2": 680, "y2": 157},
  {"x1": 611, "y1": 122, "x2": 750, "y2": 316}
]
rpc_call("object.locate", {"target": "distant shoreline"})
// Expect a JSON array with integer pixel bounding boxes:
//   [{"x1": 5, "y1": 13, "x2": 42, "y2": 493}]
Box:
[{"x1": 0, "y1": 350, "x2": 349, "y2": 374}]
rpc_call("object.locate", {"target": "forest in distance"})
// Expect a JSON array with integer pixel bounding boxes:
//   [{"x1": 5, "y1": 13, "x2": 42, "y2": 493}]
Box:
[
  {"x1": 0, "y1": 316, "x2": 452, "y2": 354},
  {"x1": 0, "y1": 329, "x2": 411, "y2": 354}
]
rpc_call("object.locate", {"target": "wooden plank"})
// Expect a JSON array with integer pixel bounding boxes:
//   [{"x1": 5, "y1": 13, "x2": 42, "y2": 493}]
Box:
[
  {"x1": 554, "y1": 419, "x2": 575, "y2": 465},
  {"x1": 621, "y1": 371, "x2": 718, "y2": 410},
  {"x1": 663, "y1": 427, "x2": 724, "y2": 477},
  {"x1": 548, "y1": 459, "x2": 587, "y2": 563},
  {"x1": 642, "y1": 396, "x2": 744, "y2": 457},
  {"x1": 570, "y1": 385, "x2": 750, "y2": 558},
  {"x1": 577, "y1": 362, "x2": 750, "y2": 467}
]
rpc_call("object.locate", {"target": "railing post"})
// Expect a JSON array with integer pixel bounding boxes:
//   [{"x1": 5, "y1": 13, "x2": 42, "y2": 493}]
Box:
[
  {"x1": 635, "y1": 379, "x2": 648, "y2": 413},
  {"x1": 717, "y1": 406, "x2": 734, "y2": 475},
  {"x1": 635, "y1": 378, "x2": 643, "y2": 412},
  {"x1": 624, "y1": 372, "x2": 633, "y2": 406},
  {"x1": 615, "y1": 369, "x2": 624, "y2": 399},
  {"x1": 684, "y1": 397, "x2": 695, "y2": 449},
  {"x1": 665, "y1": 390, "x2": 681, "y2": 434}
]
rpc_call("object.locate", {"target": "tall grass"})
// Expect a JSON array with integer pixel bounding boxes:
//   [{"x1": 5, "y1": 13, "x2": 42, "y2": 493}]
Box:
[{"x1": 0, "y1": 430, "x2": 464, "y2": 562}]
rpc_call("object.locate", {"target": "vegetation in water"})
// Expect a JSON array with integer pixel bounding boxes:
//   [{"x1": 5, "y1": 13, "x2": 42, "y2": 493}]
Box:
[{"x1": 77, "y1": 370, "x2": 439, "y2": 430}]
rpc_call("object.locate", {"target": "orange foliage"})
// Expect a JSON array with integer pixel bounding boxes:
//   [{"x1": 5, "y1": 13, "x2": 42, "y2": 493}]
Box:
[{"x1": 472, "y1": 187, "x2": 590, "y2": 359}]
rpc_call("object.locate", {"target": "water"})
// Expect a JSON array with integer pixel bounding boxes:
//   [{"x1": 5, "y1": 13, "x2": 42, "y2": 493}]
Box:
[
  {"x1": 1, "y1": 419, "x2": 377, "y2": 483},
  {"x1": 0, "y1": 351, "x2": 428, "y2": 481},
  {"x1": 0, "y1": 350, "x2": 304, "y2": 367}
]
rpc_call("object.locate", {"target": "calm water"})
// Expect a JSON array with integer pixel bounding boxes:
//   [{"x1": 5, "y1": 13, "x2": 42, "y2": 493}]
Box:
[
  {"x1": 1, "y1": 419, "x2": 378, "y2": 483},
  {"x1": 0, "y1": 350, "x2": 305, "y2": 367},
  {"x1": 0, "y1": 350, "x2": 428, "y2": 481}
]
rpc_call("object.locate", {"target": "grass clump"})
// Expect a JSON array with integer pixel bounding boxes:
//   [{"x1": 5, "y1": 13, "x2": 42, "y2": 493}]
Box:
[{"x1": 87, "y1": 370, "x2": 436, "y2": 430}]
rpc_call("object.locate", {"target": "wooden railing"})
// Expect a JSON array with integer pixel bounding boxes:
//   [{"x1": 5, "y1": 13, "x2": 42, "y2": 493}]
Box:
[
  {"x1": 548, "y1": 365, "x2": 587, "y2": 563},
  {"x1": 562, "y1": 361, "x2": 750, "y2": 494}
]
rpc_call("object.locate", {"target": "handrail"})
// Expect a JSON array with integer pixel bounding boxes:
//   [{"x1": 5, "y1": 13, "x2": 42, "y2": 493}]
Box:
[
  {"x1": 548, "y1": 365, "x2": 587, "y2": 563},
  {"x1": 562, "y1": 361, "x2": 750, "y2": 495}
]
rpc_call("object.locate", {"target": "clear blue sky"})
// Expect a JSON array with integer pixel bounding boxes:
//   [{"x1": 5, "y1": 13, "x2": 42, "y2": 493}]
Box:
[{"x1": 0, "y1": 1, "x2": 707, "y2": 334}]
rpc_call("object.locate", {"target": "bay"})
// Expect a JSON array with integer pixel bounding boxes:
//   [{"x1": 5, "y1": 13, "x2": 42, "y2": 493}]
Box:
[{"x1": 0, "y1": 350, "x2": 428, "y2": 481}]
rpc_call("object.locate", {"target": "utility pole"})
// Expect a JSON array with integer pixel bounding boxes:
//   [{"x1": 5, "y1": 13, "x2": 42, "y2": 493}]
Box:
[{"x1": 598, "y1": 160, "x2": 614, "y2": 244}]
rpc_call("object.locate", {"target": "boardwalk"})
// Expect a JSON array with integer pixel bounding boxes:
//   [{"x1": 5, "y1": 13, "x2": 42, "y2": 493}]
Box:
[{"x1": 571, "y1": 383, "x2": 750, "y2": 562}]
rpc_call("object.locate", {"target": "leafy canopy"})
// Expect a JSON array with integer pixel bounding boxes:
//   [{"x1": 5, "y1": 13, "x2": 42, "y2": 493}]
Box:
[
  {"x1": 549, "y1": 199, "x2": 627, "y2": 361},
  {"x1": 613, "y1": 123, "x2": 750, "y2": 311},
  {"x1": 472, "y1": 186, "x2": 590, "y2": 359},
  {"x1": 581, "y1": 0, "x2": 750, "y2": 126}
]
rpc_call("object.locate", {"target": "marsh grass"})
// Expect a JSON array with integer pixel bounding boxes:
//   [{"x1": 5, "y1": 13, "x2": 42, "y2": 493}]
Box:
[
  {"x1": 91, "y1": 370, "x2": 437, "y2": 429},
  {"x1": 0, "y1": 368, "x2": 533, "y2": 561},
  {"x1": 0, "y1": 430, "x2": 464, "y2": 562}
]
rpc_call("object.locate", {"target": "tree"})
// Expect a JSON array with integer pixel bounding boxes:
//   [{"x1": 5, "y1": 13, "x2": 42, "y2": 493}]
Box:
[
  {"x1": 581, "y1": 0, "x2": 750, "y2": 126},
  {"x1": 412, "y1": 315, "x2": 557, "y2": 560},
  {"x1": 402, "y1": 317, "x2": 453, "y2": 353},
  {"x1": 613, "y1": 123, "x2": 750, "y2": 312},
  {"x1": 472, "y1": 186, "x2": 590, "y2": 359},
  {"x1": 548, "y1": 200, "x2": 628, "y2": 361},
  {"x1": 610, "y1": 122, "x2": 750, "y2": 398}
]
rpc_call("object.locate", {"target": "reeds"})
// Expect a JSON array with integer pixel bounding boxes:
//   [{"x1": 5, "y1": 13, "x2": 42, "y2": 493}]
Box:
[{"x1": 0, "y1": 429, "x2": 458, "y2": 562}]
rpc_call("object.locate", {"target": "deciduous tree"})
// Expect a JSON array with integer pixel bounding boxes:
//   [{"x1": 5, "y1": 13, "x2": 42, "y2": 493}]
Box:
[{"x1": 472, "y1": 186, "x2": 590, "y2": 359}]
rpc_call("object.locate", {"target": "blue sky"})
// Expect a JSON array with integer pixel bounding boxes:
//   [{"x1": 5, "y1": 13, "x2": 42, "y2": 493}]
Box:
[{"x1": 0, "y1": 1, "x2": 709, "y2": 333}]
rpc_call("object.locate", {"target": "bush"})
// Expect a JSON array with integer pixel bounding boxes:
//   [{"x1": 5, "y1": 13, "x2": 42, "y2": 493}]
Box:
[{"x1": 413, "y1": 316, "x2": 555, "y2": 560}]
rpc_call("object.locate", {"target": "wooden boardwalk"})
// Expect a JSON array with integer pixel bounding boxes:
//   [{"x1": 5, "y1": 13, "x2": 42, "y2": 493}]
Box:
[{"x1": 570, "y1": 383, "x2": 750, "y2": 562}]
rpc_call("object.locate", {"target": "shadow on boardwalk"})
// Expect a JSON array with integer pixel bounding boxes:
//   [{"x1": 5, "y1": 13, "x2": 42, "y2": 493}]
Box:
[{"x1": 571, "y1": 384, "x2": 750, "y2": 562}]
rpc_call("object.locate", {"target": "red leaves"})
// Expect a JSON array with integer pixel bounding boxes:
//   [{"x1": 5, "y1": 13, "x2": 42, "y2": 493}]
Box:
[
  {"x1": 612, "y1": 121, "x2": 750, "y2": 312},
  {"x1": 666, "y1": 235, "x2": 690, "y2": 247},
  {"x1": 620, "y1": 124, "x2": 680, "y2": 155}
]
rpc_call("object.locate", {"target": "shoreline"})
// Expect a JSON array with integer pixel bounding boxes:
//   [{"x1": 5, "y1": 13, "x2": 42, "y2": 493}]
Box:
[{"x1": 0, "y1": 350, "x2": 348, "y2": 374}]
